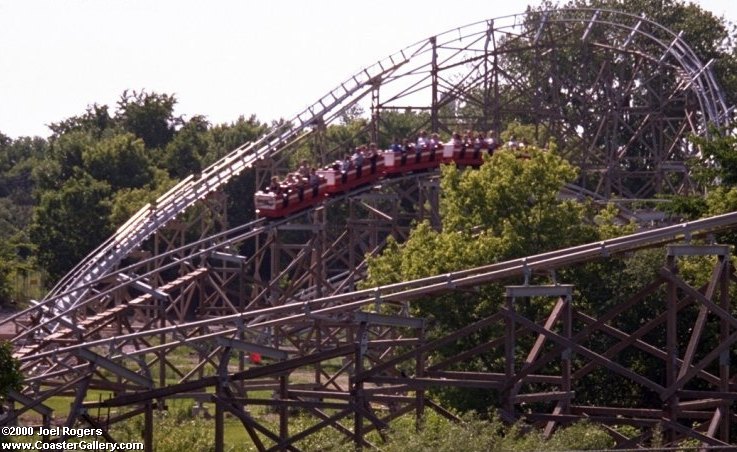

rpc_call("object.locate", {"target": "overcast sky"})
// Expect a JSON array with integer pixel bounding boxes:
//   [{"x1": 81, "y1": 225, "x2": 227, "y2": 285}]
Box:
[{"x1": 1, "y1": 0, "x2": 735, "y2": 139}]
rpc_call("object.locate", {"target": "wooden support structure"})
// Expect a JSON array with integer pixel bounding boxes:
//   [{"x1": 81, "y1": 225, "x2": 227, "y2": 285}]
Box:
[{"x1": 2, "y1": 7, "x2": 735, "y2": 450}]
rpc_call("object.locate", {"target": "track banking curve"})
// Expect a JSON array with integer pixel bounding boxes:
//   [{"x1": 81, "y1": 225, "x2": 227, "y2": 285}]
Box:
[
  {"x1": 31, "y1": 7, "x2": 730, "y2": 336},
  {"x1": 3, "y1": 9, "x2": 737, "y2": 448}
]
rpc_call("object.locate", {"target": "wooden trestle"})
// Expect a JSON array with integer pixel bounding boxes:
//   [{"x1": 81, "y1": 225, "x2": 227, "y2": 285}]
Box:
[{"x1": 3, "y1": 210, "x2": 737, "y2": 450}]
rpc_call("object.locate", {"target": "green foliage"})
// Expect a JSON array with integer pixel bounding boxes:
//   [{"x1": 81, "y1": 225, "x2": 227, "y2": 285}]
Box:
[
  {"x1": 0, "y1": 134, "x2": 46, "y2": 305},
  {"x1": 364, "y1": 148, "x2": 638, "y2": 412},
  {"x1": 43, "y1": 131, "x2": 93, "y2": 189},
  {"x1": 658, "y1": 193, "x2": 709, "y2": 220},
  {"x1": 705, "y1": 186, "x2": 737, "y2": 214},
  {"x1": 4, "y1": 90, "x2": 268, "y2": 286},
  {"x1": 83, "y1": 133, "x2": 153, "y2": 190},
  {"x1": 366, "y1": 148, "x2": 600, "y2": 289},
  {"x1": 163, "y1": 116, "x2": 211, "y2": 178},
  {"x1": 0, "y1": 340, "x2": 22, "y2": 401},
  {"x1": 662, "y1": 125, "x2": 737, "y2": 245},
  {"x1": 104, "y1": 406, "x2": 614, "y2": 451},
  {"x1": 0, "y1": 136, "x2": 47, "y2": 200},
  {"x1": 378, "y1": 110, "x2": 432, "y2": 148},
  {"x1": 381, "y1": 411, "x2": 614, "y2": 452},
  {"x1": 594, "y1": 203, "x2": 637, "y2": 239},
  {"x1": 552, "y1": 0, "x2": 737, "y2": 106},
  {"x1": 30, "y1": 173, "x2": 113, "y2": 282},
  {"x1": 686, "y1": 128, "x2": 737, "y2": 188},
  {"x1": 48, "y1": 104, "x2": 116, "y2": 139},
  {"x1": 499, "y1": 121, "x2": 547, "y2": 148},
  {"x1": 116, "y1": 90, "x2": 180, "y2": 150},
  {"x1": 112, "y1": 408, "x2": 215, "y2": 452},
  {"x1": 208, "y1": 115, "x2": 268, "y2": 165},
  {"x1": 108, "y1": 181, "x2": 168, "y2": 227},
  {"x1": 441, "y1": 149, "x2": 592, "y2": 253},
  {"x1": 0, "y1": 257, "x2": 11, "y2": 306},
  {"x1": 324, "y1": 118, "x2": 371, "y2": 160}
]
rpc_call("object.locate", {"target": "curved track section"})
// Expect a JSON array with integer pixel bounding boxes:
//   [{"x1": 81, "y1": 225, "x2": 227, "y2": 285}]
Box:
[
  {"x1": 6, "y1": 212, "x2": 737, "y2": 449},
  {"x1": 6, "y1": 171, "x2": 437, "y2": 350},
  {"x1": 3, "y1": 8, "x2": 735, "y2": 449},
  {"x1": 35, "y1": 7, "x2": 730, "y2": 324}
]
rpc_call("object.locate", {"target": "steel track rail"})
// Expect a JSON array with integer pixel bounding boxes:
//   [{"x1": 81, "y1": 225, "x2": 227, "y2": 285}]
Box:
[
  {"x1": 19, "y1": 210, "x2": 737, "y2": 365},
  {"x1": 5, "y1": 173, "x2": 428, "y2": 344},
  {"x1": 31, "y1": 7, "x2": 729, "y2": 335}
]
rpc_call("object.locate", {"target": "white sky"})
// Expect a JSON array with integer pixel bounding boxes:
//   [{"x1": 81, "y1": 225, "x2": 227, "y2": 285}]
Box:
[{"x1": 1, "y1": 0, "x2": 735, "y2": 139}]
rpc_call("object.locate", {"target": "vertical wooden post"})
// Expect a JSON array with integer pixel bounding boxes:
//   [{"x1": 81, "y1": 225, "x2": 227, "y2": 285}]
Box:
[
  {"x1": 665, "y1": 253, "x2": 678, "y2": 443},
  {"x1": 370, "y1": 83, "x2": 380, "y2": 145},
  {"x1": 562, "y1": 293, "x2": 572, "y2": 415},
  {"x1": 718, "y1": 255, "x2": 730, "y2": 443},
  {"x1": 504, "y1": 292, "x2": 515, "y2": 414},
  {"x1": 430, "y1": 36, "x2": 439, "y2": 133},
  {"x1": 353, "y1": 321, "x2": 367, "y2": 450},
  {"x1": 214, "y1": 398, "x2": 224, "y2": 452},
  {"x1": 144, "y1": 402, "x2": 153, "y2": 452},
  {"x1": 279, "y1": 374, "x2": 288, "y2": 451},
  {"x1": 315, "y1": 320, "x2": 322, "y2": 386},
  {"x1": 415, "y1": 321, "x2": 426, "y2": 431}
]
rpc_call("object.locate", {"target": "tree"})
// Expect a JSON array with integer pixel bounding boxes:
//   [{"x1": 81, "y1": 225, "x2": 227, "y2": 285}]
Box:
[
  {"x1": 211, "y1": 116, "x2": 269, "y2": 227},
  {"x1": 48, "y1": 104, "x2": 116, "y2": 139},
  {"x1": 30, "y1": 173, "x2": 113, "y2": 282},
  {"x1": 377, "y1": 110, "x2": 432, "y2": 148},
  {"x1": 0, "y1": 340, "x2": 22, "y2": 401},
  {"x1": 660, "y1": 127, "x2": 737, "y2": 230},
  {"x1": 108, "y1": 168, "x2": 176, "y2": 227},
  {"x1": 363, "y1": 146, "x2": 640, "y2": 412},
  {"x1": 554, "y1": 0, "x2": 737, "y2": 106},
  {"x1": 82, "y1": 133, "x2": 153, "y2": 190},
  {"x1": 38, "y1": 131, "x2": 93, "y2": 191},
  {"x1": 363, "y1": 148, "x2": 601, "y2": 410},
  {"x1": 163, "y1": 115, "x2": 211, "y2": 179},
  {"x1": 0, "y1": 254, "x2": 11, "y2": 306},
  {"x1": 116, "y1": 90, "x2": 180, "y2": 150},
  {"x1": 207, "y1": 115, "x2": 268, "y2": 165},
  {"x1": 0, "y1": 340, "x2": 22, "y2": 444}
]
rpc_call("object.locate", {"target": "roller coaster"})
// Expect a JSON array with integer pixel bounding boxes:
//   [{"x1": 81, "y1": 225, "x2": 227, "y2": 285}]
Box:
[{"x1": 2, "y1": 7, "x2": 736, "y2": 450}]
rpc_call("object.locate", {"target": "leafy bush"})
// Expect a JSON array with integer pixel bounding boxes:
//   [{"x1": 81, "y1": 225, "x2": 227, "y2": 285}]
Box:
[
  {"x1": 380, "y1": 411, "x2": 614, "y2": 452},
  {"x1": 0, "y1": 340, "x2": 22, "y2": 401},
  {"x1": 112, "y1": 407, "x2": 215, "y2": 452}
]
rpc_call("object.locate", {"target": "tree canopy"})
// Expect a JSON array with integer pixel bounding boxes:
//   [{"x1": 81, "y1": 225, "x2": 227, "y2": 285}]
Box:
[
  {"x1": 0, "y1": 90, "x2": 271, "y2": 296},
  {"x1": 362, "y1": 145, "x2": 638, "y2": 411},
  {"x1": 365, "y1": 147, "x2": 604, "y2": 288}
]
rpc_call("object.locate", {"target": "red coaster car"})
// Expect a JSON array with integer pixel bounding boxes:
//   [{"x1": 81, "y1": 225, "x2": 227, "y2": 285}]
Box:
[
  {"x1": 384, "y1": 145, "x2": 442, "y2": 175},
  {"x1": 255, "y1": 178, "x2": 328, "y2": 218},
  {"x1": 320, "y1": 154, "x2": 384, "y2": 194}
]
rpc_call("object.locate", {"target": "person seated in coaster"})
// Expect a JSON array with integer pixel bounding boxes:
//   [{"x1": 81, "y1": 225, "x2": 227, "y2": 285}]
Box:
[
  {"x1": 298, "y1": 159, "x2": 310, "y2": 178},
  {"x1": 267, "y1": 176, "x2": 281, "y2": 194},
  {"x1": 352, "y1": 145, "x2": 365, "y2": 177},
  {"x1": 390, "y1": 137, "x2": 404, "y2": 153},
  {"x1": 416, "y1": 130, "x2": 429, "y2": 151},
  {"x1": 309, "y1": 167, "x2": 321, "y2": 196},
  {"x1": 340, "y1": 154, "x2": 352, "y2": 183}
]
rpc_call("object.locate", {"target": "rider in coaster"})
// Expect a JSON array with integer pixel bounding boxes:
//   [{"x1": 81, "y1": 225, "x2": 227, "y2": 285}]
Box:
[
  {"x1": 309, "y1": 167, "x2": 320, "y2": 196},
  {"x1": 367, "y1": 142, "x2": 379, "y2": 172},
  {"x1": 298, "y1": 159, "x2": 310, "y2": 178},
  {"x1": 429, "y1": 133, "x2": 440, "y2": 161},
  {"x1": 416, "y1": 130, "x2": 428, "y2": 151},
  {"x1": 267, "y1": 176, "x2": 281, "y2": 194},
  {"x1": 486, "y1": 130, "x2": 498, "y2": 155},
  {"x1": 341, "y1": 154, "x2": 352, "y2": 183},
  {"x1": 415, "y1": 130, "x2": 427, "y2": 163},
  {"x1": 390, "y1": 137, "x2": 403, "y2": 153},
  {"x1": 352, "y1": 145, "x2": 365, "y2": 177},
  {"x1": 401, "y1": 139, "x2": 413, "y2": 165},
  {"x1": 474, "y1": 131, "x2": 487, "y2": 159}
]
